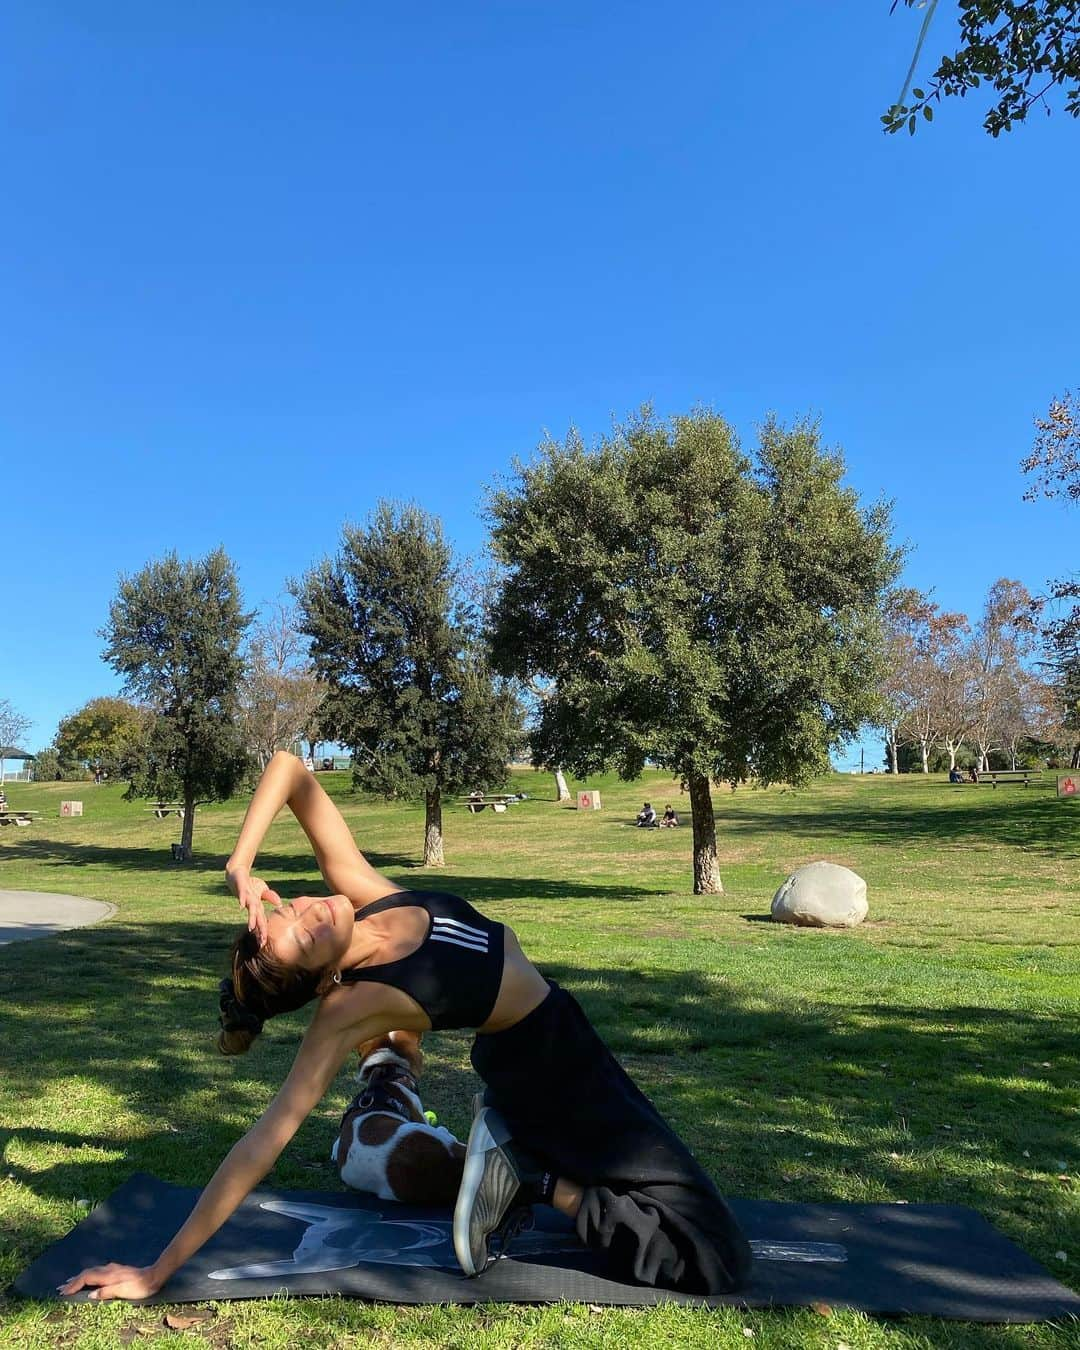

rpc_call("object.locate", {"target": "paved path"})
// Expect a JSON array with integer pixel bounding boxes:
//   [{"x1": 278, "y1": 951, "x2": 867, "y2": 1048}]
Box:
[{"x1": 0, "y1": 890, "x2": 117, "y2": 945}]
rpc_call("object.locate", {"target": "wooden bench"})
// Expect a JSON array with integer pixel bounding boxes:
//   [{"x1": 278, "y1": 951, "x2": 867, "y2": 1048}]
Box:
[
  {"x1": 145, "y1": 803, "x2": 186, "y2": 818},
  {"x1": 0, "y1": 809, "x2": 40, "y2": 827},
  {"x1": 973, "y1": 769, "x2": 1042, "y2": 788}
]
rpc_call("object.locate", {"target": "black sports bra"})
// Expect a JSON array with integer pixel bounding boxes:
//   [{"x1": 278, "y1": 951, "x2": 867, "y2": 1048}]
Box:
[{"x1": 337, "y1": 890, "x2": 505, "y2": 1031}]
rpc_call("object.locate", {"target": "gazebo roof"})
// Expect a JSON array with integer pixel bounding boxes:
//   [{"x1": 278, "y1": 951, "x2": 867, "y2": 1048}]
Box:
[{"x1": 0, "y1": 748, "x2": 34, "y2": 760}]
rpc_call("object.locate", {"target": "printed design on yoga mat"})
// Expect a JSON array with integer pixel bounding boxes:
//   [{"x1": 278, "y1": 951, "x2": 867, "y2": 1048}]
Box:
[
  {"x1": 18, "y1": 1177, "x2": 1080, "y2": 1320},
  {"x1": 749, "y1": 1241, "x2": 846, "y2": 1263},
  {"x1": 208, "y1": 1200, "x2": 581, "y2": 1278},
  {"x1": 207, "y1": 1200, "x2": 850, "y2": 1279}
]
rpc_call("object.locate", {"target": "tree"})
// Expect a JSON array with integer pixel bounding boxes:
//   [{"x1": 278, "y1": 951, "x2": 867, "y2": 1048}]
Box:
[
  {"x1": 0, "y1": 699, "x2": 32, "y2": 781},
  {"x1": 877, "y1": 588, "x2": 972, "y2": 773},
  {"x1": 885, "y1": 1, "x2": 1080, "y2": 136},
  {"x1": 908, "y1": 601, "x2": 971, "y2": 774},
  {"x1": 932, "y1": 616, "x2": 977, "y2": 771},
  {"x1": 878, "y1": 589, "x2": 924, "y2": 773},
  {"x1": 240, "y1": 601, "x2": 327, "y2": 769},
  {"x1": 487, "y1": 409, "x2": 899, "y2": 894},
  {"x1": 1023, "y1": 391, "x2": 1080, "y2": 505},
  {"x1": 30, "y1": 747, "x2": 61, "y2": 781},
  {"x1": 102, "y1": 550, "x2": 253, "y2": 859},
  {"x1": 967, "y1": 578, "x2": 1036, "y2": 770},
  {"x1": 55, "y1": 697, "x2": 152, "y2": 777},
  {"x1": 294, "y1": 503, "x2": 521, "y2": 867},
  {"x1": 995, "y1": 666, "x2": 1060, "y2": 766},
  {"x1": 524, "y1": 680, "x2": 574, "y2": 801},
  {"x1": 1022, "y1": 390, "x2": 1080, "y2": 764},
  {"x1": 1049, "y1": 650, "x2": 1080, "y2": 765}
]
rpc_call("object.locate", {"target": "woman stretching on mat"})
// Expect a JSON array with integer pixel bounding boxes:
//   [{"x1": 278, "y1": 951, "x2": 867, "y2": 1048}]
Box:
[{"x1": 60, "y1": 752, "x2": 752, "y2": 1302}]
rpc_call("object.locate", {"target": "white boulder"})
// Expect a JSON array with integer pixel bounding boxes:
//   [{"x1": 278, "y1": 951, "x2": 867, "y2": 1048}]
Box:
[{"x1": 771, "y1": 861, "x2": 868, "y2": 928}]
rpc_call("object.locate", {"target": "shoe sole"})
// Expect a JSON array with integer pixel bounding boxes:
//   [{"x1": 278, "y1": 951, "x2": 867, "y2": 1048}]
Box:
[
  {"x1": 454, "y1": 1107, "x2": 522, "y2": 1276},
  {"x1": 453, "y1": 1111, "x2": 499, "y2": 1276}
]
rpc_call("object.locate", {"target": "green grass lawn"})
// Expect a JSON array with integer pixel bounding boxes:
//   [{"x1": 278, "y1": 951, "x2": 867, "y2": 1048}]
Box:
[{"x1": 0, "y1": 769, "x2": 1077, "y2": 1349}]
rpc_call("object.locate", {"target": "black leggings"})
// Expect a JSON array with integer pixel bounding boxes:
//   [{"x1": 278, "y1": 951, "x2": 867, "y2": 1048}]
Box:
[{"x1": 471, "y1": 981, "x2": 753, "y2": 1294}]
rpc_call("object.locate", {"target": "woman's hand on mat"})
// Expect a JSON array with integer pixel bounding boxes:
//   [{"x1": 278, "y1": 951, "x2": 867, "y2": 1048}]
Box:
[
  {"x1": 226, "y1": 865, "x2": 282, "y2": 945},
  {"x1": 58, "y1": 1262, "x2": 162, "y2": 1301}
]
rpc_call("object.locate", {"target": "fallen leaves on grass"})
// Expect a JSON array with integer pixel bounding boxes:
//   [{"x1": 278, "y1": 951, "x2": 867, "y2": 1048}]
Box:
[{"x1": 164, "y1": 1311, "x2": 211, "y2": 1330}]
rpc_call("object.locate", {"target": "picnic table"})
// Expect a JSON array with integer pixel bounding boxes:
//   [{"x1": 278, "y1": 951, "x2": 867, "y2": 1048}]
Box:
[
  {"x1": 972, "y1": 769, "x2": 1042, "y2": 788},
  {"x1": 460, "y1": 794, "x2": 523, "y2": 814},
  {"x1": 145, "y1": 802, "x2": 186, "y2": 818},
  {"x1": 0, "y1": 809, "x2": 40, "y2": 827}
]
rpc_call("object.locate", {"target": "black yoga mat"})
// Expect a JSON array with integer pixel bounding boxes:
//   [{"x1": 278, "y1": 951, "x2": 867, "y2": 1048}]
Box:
[{"x1": 15, "y1": 1173, "x2": 1080, "y2": 1324}]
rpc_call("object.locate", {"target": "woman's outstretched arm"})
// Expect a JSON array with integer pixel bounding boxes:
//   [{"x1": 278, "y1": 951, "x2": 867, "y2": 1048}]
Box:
[
  {"x1": 59, "y1": 1005, "x2": 368, "y2": 1301},
  {"x1": 226, "y1": 752, "x2": 399, "y2": 943}
]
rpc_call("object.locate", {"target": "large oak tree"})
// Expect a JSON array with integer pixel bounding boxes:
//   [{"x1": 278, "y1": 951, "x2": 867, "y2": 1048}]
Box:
[
  {"x1": 102, "y1": 549, "x2": 252, "y2": 859},
  {"x1": 294, "y1": 502, "x2": 520, "y2": 867},
  {"x1": 486, "y1": 409, "x2": 899, "y2": 894}
]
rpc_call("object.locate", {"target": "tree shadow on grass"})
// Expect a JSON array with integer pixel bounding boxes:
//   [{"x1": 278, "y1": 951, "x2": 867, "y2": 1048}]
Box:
[
  {"x1": 2, "y1": 838, "x2": 418, "y2": 878},
  {"x1": 5, "y1": 916, "x2": 1077, "y2": 1310},
  {"x1": 1, "y1": 841, "x2": 663, "y2": 903},
  {"x1": 4, "y1": 926, "x2": 1076, "y2": 1236},
  {"x1": 536, "y1": 963, "x2": 1079, "y2": 1296},
  {"x1": 717, "y1": 793, "x2": 1078, "y2": 857}
]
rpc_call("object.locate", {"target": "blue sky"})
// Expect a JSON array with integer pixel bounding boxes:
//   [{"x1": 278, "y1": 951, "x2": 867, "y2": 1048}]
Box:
[{"x1": 2, "y1": 2, "x2": 1077, "y2": 770}]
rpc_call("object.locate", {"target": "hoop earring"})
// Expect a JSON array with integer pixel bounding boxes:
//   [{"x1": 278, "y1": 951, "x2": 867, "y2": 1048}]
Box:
[{"x1": 332, "y1": 970, "x2": 342, "y2": 985}]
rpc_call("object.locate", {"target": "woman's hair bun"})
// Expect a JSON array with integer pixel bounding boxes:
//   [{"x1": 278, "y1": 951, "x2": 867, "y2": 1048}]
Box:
[{"x1": 218, "y1": 976, "x2": 264, "y2": 1038}]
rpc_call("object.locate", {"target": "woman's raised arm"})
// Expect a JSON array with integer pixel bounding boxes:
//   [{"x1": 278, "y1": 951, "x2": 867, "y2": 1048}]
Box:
[
  {"x1": 59, "y1": 1007, "x2": 366, "y2": 1302},
  {"x1": 227, "y1": 753, "x2": 400, "y2": 936},
  {"x1": 225, "y1": 752, "x2": 310, "y2": 942}
]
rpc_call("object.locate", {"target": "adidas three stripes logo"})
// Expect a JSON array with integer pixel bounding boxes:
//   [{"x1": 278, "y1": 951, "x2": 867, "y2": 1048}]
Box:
[{"x1": 429, "y1": 916, "x2": 489, "y2": 952}]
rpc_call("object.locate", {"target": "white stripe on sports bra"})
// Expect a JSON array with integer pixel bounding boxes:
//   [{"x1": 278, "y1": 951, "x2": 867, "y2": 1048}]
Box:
[
  {"x1": 430, "y1": 930, "x2": 488, "y2": 952},
  {"x1": 432, "y1": 916, "x2": 488, "y2": 941}
]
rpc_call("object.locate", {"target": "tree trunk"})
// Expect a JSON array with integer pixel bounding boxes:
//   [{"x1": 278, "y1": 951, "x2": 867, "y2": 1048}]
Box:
[
  {"x1": 178, "y1": 792, "x2": 195, "y2": 861},
  {"x1": 885, "y1": 730, "x2": 898, "y2": 774},
  {"x1": 424, "y1": 787, "x2": 445, "y2": 866},
  {"x1": 920, "y1": 741, "x2": 929, "y2": 773},
  {"x1": 553, "y1": 767, "x2": 571, "y2": 802},
  {"x1": 688, "y1": 770, "x2": 723, "y2": 895}
]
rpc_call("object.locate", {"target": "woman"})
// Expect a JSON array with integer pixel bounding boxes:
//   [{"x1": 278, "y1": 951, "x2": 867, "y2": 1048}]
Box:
[{"x1": 61, "y1": 752, "x2": 752, "y2": 1301}]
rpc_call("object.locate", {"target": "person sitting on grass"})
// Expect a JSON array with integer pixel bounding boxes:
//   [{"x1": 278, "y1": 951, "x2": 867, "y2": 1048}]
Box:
[
  {"x1": 635, "y1": 802, "x2": 657, "y2": 828},
  {"x1": 660, "y1": 804, "x2": 680, "y2": 828},
  {"x1": 60, "y1": 751, "x2": 752, "y2": 1303}
]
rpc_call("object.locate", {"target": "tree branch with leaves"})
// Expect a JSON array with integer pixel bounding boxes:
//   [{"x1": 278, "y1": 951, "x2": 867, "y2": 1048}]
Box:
[{"x1": 885, "y1": 1, "x2": 1080, "y2": 136}]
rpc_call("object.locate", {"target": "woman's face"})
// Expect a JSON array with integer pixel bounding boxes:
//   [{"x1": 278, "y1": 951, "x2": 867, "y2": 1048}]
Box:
[{"x1": 264, "y1": 894, "x2": 352, "y2": 972}]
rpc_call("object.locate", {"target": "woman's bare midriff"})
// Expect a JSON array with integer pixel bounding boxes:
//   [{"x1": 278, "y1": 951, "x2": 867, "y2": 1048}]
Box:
[{"x1": 478, "y1": 925, "x2": 551, "y2": 1032}]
